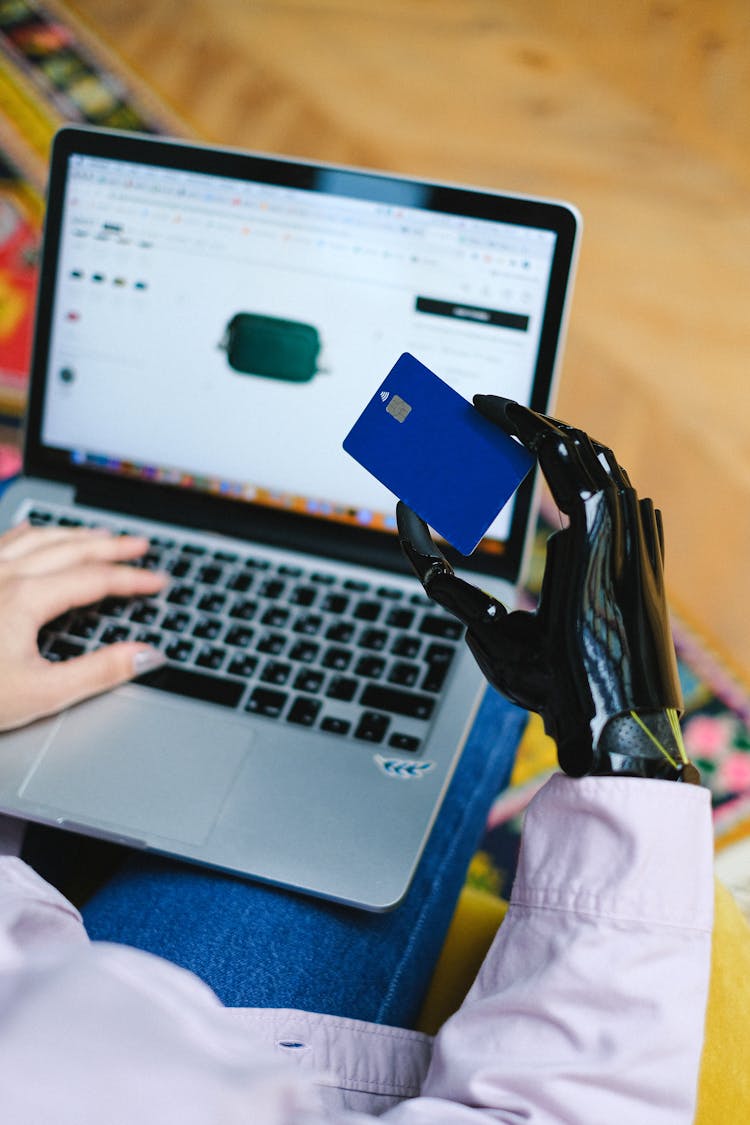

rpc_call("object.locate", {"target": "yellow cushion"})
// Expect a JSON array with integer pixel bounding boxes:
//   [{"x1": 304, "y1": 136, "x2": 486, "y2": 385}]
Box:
[
  {"x1": 694, "y1": 880, "x2": 750, "y2": 1121},
  {"x1": 418, "y1": 878, "x2": 750, "y2": 1121}
]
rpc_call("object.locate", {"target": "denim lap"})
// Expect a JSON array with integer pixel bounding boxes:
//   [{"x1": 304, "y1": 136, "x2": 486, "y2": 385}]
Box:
[{"x1": 82, "y1": 689, "x2": 527, "y2": 1028}]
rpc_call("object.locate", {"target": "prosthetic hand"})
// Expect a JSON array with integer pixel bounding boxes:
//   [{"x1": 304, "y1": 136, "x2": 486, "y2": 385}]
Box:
[{"x1": 397, "y1": 396, "x2": 700, "y2": 783}]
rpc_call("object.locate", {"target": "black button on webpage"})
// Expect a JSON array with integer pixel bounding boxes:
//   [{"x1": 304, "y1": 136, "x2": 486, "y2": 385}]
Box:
[{"x1": 415, "y1": 296, "x2": 529, "y2": 332}]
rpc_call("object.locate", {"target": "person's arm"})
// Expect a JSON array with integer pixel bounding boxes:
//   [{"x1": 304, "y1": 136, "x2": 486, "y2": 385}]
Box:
[{"x1": 381, "y1": 398, "x2": 713, "y2": 1122}]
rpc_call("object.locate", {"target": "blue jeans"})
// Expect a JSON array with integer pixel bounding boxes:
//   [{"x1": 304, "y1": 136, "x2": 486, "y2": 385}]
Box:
[{"x1": 74, "y1": 691, "x2": 525, "y2": 1028}]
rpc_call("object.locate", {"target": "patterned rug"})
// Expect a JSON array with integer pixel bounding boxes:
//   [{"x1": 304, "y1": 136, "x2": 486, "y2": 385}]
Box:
[{"x1": 2, "y1": 0, "x2": 750, "y2": 912}]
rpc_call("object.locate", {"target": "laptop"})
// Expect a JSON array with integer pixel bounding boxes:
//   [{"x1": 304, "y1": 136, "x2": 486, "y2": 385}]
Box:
[{"x1": 0, "y1": 126, "x2": 579, "y2": 910}]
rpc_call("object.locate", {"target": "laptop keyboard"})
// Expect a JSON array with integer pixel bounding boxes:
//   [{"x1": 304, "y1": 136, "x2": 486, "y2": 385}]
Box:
[{"x1": 30, "y1": 506, "x2": 464, "y2": 754}]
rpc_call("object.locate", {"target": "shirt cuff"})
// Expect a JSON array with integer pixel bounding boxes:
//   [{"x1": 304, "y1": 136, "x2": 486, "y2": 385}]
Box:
[{"x1": 511, "y1": 772, "x2": 714, "y2": 933}]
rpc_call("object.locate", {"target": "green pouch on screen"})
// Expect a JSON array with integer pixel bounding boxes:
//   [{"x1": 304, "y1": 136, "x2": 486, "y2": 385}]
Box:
[{"x1": 220, "y1": 313, "x2": 322, "y2": 382}]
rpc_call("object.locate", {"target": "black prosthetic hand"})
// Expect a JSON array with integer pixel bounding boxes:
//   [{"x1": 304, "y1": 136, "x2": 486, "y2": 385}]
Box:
[{"x1": 397, "y1": 396, "x2": 700, "y2": 783}]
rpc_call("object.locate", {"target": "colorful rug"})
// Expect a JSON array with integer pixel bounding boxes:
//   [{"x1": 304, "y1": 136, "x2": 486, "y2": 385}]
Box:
[{"x1": 2, "y1": 0, "x2": 750, "y2": 913}]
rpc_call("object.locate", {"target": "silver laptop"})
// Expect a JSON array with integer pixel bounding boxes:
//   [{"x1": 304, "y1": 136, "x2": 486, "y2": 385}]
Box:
[{"x1": 0, "y1": 126, "x2": 579, "y2": 910}]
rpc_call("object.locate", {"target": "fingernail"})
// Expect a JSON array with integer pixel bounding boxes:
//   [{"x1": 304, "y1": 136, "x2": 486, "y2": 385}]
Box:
[{"x1": 133, "y1": 648, "x2": 167, "y2": 675}]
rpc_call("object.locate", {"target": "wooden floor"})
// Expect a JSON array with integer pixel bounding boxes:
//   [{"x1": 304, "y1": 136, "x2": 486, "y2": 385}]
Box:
[{"x1": 66, "y1": 0, "x2": 750, "y2": 689}]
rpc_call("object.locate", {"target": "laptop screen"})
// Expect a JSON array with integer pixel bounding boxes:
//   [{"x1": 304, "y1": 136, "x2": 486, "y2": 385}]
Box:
[{"x1": 28, "y1": 129, "x2": 579, "y2": 579}]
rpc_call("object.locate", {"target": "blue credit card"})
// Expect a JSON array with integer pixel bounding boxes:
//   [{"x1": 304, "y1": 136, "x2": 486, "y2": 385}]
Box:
[{"x1": 343, "y1": 353, "x2": 534, "y2": 555}]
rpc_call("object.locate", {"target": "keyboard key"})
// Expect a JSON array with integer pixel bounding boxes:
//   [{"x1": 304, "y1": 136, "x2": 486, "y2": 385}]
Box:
[
  {"x1": 288, "y1": 697, "x2": 322, "y2": 727},
  {"x1": 212, "y1": 549, "x2": 238, "y2": 563},
  {"x1": 261, "y1": 606, "x2": 290, "y2": 628},
  {"x1": 293, "y1": 613, "x2": 323, "y2": 636},
  {"x1": 391, "y1": 633, "x2": 421, "y2": 659},
  {"x1": 386, "y1": 608, "x2": 415, "y2": 630},
  {"x1": 198, "y1": 592, "x2": 226, "y2": 614},
  {"x1": 228, "y1": 571, "x2": 253, "y2": 593},
  {"x1": 344, "y1": 579, "x2": 369, "y2": 592},
  {"x1": 358, "y1": 628, "x2": 388, "y2": 651},
  {"x1": 311, "y1": 572, "x2": 335, "y2": 585},
  {"x1": 68, "y1": 612, "x2": 100, "y2": 639},
  {"x1": 167, "y1": 558, "x2": 192, "y2": 579},
  {"x1": 135, "y1": 630, "x2": 163, "y2": 648},
  {"x1": 229, "y1": 598, "x2": 258, "y2": 621},
  {"x1": 138, "y1": 551, "x2": 164, "y2": 571},
  {"x1": 359, "y1": 684, "x2": 435, "y2": 720},
  {"x1": 130, "y1": 601, "x2": 160, "y2": 626},
  {"x1": 260, "y1": 660, "x2": 292, "y2": 686},
  {"x1": 389, "y1": 733, "x2": 420, "y2": 752},
  {"x1": 182, "y1": 543, "x2": 207, "y2": 556},
  {"x1": 278, "y1": 564, "x2": 302, "y2": 578},
  {"x1": 99, "y1": 597, "x2": 129, "y2": 617},
  {"x1": 422, "y1": 644, "x2": 456, "y2": 692},
  {"x1": 257, "y1": 632, "x2": 286, "y2": 655},
  {"x1": 162, "y1": 611, "x2": 190, "y2": 633},
  {"x1": 320, "y1": 593, "x2": 349, "y2": 614},
  {"x1": 355, "y1": 711, "x2": 390, "y2": 744},
  {"x1": 196, "y1": 564, "x2": 224, "y2": 586},
  {"x1": 354, "y1": 600, "x2": 381, "y2": 622},
  {"x1": 320, "y1": 716, "x2": 351, "y2": 736},
  {"x1": 195, "y1": 645, "x2": 227, "y2": 671},
  {"x1": 165, "y1": 638, "x2": 194, "y2": 663},
  {"x1": 290, "y1": 586, "x2": 317, "y2": 607},
  {"x1": 420, "y1": 614, "x2": 463, "y2": 640},
  {"x1": 100, "y1": 624, "x2": 131, "y2": 645},
  {"x1": 227, "y1": 654, "x2": 258, "y2": 678},
  {"x1": 325, "y1": 621, "x2": 355, "y2": 644},
  {"x1": 294, "y1": 668, "x2": 325, "y2": 693},
  {"x1": 193, "y1": 616, "x2": 222, "y2": 640},
  {"x1": 326, "y1": 676, "x2": 358, "y2": 702},
  {"x1": 354, "y1": 655, "x2": 386, "y2": 679},
  {"x1": 245, "y1": 687, "x2": 288, "y2": 718},
  {"x1": 137, "y1": 665, "x2": 244, "y2": 708},
  {"x1": 410, "y1": 593, "x2": 433, "y2": 607},
  {"x1": 388, "y1": 661, "x2": 420, "y2": 688},
  {"x1": 46, "y1": 638, "x2": 85, "y2": 662},
  {"x1": 224, "y1": 625, "x2": 254, "y2": 649},
  {"x1": 288, "y1": 640, "x2": 320, "y2": 663},
  {"x1": 322, "y1": 646, "x2": 353, "y2": 671},
  {"x1": 377, "y1": 586, "x2": 403, "y2": 600},
  {"x1": 167, "y1": 584, "x2": 196, "y2": 607},
  {"x1": 259, "y1": 578, "x2": 285, "y2": 599}
]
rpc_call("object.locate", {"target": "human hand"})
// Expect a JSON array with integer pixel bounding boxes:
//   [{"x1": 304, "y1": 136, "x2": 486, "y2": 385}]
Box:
[
  {"x1": 397, "y1": 397, "x2": 696, "y2": 781},
  {"x1": 0, "y1": 521, "x2": 167, "y2": 732}
]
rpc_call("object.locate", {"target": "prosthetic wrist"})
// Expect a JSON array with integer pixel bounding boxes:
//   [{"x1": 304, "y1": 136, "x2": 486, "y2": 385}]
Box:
[{"x1": 595, "y1": 711, "x2": 700, "y2": 784}]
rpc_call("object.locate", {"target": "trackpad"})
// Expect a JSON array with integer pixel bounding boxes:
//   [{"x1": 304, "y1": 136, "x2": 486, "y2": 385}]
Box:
[{"x1": 19, "y1": 692, "x2": 250, "y2": 846}]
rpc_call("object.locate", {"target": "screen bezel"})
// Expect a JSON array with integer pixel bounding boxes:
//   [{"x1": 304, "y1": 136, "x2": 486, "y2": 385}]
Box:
[{"x1": 24, "y1": 125, "x2": 579, "y2": 580}]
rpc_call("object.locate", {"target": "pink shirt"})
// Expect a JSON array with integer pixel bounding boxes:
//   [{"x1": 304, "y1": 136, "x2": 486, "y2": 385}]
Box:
[{"x1": 0, "y1": 774, "x2": 713, "y2": 1123}]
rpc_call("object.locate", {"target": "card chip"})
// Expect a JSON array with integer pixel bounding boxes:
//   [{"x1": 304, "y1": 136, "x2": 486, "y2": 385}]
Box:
[{"x1": 386, "y1": 395, "x2": 411, "y2": 423}]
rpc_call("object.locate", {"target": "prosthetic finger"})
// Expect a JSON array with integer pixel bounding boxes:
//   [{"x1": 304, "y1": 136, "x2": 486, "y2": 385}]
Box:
[
  {"x1": 396, "y1": 503, "x2": 503, "y2": 627},
  {"x1": 397, "y1": 503, "x2": 550, "y2": 713},
  {"x1": 473, "y1": 396, "x2": 606, "y2": 514}
]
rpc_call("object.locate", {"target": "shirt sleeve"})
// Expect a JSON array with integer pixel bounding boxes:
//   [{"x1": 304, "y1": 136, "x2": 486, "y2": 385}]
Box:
[
  {"x1": 0, "y1": 855, "x2": 325, "y2": 1124},
  {"x1": 381, "y1": 773, "x2": 714, "y2": 1125}
]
